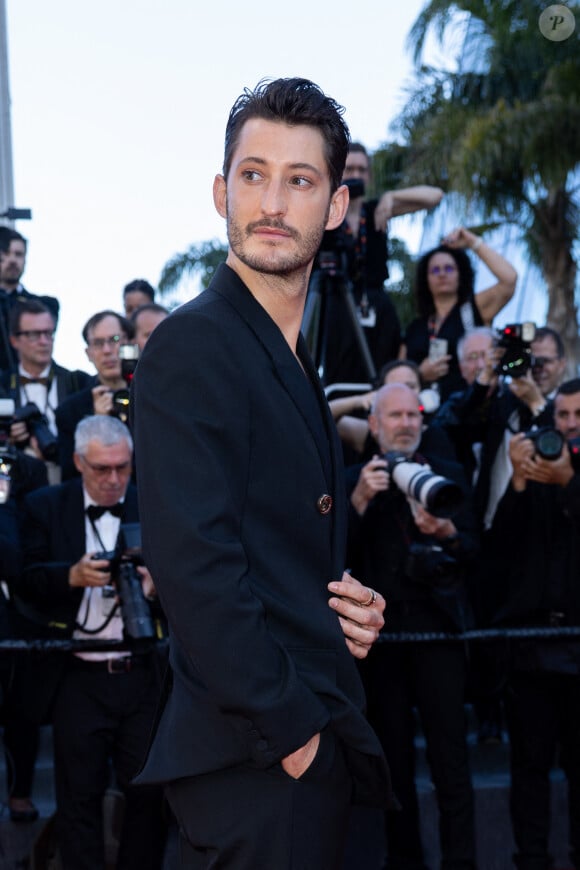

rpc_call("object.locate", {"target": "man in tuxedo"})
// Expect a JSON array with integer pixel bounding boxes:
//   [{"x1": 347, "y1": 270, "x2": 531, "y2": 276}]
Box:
[
  {"x1": 18, "y1": 415, "x2": 165, "y2": 869},
  {"x1": 132, "y1": 77, "x2": 390, "y2": 869},
  {"x1": 2, "y1": 299, "x2": 91, "y2": 482},
  {"x1": 55, "y1": 310, "x2": 132, "y2": 479}
]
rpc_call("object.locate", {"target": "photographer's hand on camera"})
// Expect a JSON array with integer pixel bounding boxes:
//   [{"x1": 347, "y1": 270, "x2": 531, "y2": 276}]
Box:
[
  {"x1": 68, "y1": 552, "x2": 112, "y2": 588},
  {"x1": 137, "y1": 564, "x2": 157, "y2": 599},
  {"x1": 92, "y1": 384, "x2": 114, "y2": 415},
  {"x1": 9, "y1": 419, "x2": 44, "y2": 461},
  {"x1": 510, "y1": 432, "x2": 574, "y2": 491},
  {"x1": 327, "y1": 570, "x2": 386, "y2": 660},
  {"x1": 412, "y1": 504, "x2": 458, "y2": 543},
  {"x1": 350, "y1": 455, "x2": 390, "y2": 515}
]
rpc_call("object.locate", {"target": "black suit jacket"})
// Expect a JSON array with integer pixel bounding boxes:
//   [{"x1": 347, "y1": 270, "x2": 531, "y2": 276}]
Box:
[
  {"x1": 132, "y1": 263, "x2": 390, "y2": 804},
  {"x1": 54, "y1": 380, "x2": 99, "y2": 479},
  {"x1": 0, "y1": 362, "x2": 92, "y2": 410}
]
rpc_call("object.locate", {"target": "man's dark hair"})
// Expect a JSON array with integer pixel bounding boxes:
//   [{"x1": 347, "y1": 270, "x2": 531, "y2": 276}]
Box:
[
  {"x1": 130, "y1": 302, "x2": 169, "y2": 325},
  {"x1": 534, "y1": 326, "x2": 565, "y2": 359},
  {"x1": 348, "y1": 142, "x2": 369, "y2": 159},
  {"x1": 82, "y1": 310, "x2": 133, "y2": 344},
  {"x1": 379, "y1": 358, "x2": 420, "y2": 385},
  {"x1": 223, "y1": 77, "x2": 350, "y2": 193},
  {"x1": 123, "y1": 279, "x2": 156, "y2": 301},
  {"x1": 414, "y1": 245, "x2": 475, "y2": 318},
  {"x1": 556, "y1": 378, "x2": 580, "y2": 398},
  {"x1": 9, "y1": 298, "x2": 54, "y2": 335},
  {"x1": 0, "y1": 226, "x2": 27, "y2": 253}
]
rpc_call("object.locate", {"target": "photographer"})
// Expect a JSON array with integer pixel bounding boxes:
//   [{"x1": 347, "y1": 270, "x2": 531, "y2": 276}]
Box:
[
  {"x1": 348, "y1": 383, "x2": 478, "y2": 869},
  {"x1": 311, "y1": 143, "x2": 443, "y2": 386},
  {"x1": 55, "y1": 310, "x2": 133, "y2": 480},
  {"x1": 1, "y1": 299, "x2": 92, "y2": 483},
  {"x1": 488, "y1": 378, "x2": 580, "y2": 869},
  {"x1": 16, "y1": 415, "x2": 166, "y2": 870}
]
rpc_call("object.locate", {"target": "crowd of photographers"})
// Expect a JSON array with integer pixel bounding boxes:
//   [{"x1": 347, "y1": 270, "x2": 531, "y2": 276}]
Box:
[{"x1": 0, "y1": 143, "x2": 578, "y2": 869}]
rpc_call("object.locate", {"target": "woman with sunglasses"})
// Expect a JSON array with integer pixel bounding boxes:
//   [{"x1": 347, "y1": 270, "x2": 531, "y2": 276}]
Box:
[{"x1": 401, "y1": 226, "x2": 517, "y2": 401}]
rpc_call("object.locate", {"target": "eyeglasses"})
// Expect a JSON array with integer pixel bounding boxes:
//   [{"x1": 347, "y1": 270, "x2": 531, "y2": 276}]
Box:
[
  {"x1": 464, "y1": 351, "x2": 488, "y2": 362},
  {"x1": 87, "y1": 334, "x2": 122, "y2": 350},
  {"x1": 429, "y1": 264, "x2": 457, "y2": 276},
  {"x1": 15, "y1": 330, "x2": 55, "y2": 341},
  {"x1": 80, "y1": 456, "x2": 132, "y2": 476}
]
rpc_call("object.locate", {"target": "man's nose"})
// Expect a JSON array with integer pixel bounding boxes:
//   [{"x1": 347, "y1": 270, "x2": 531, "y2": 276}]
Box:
[{"x1": 261, "y1": 180, "x2": 287, "y2": 215}]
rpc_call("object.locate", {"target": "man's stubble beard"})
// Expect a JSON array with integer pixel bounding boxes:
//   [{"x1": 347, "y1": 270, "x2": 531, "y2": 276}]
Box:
[{"x1": 226, "y1": 208, "x2": 329, "y2": 279}]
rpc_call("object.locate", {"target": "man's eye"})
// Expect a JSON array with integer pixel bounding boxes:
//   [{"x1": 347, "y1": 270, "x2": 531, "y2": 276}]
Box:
[
  {"x1": 242, "y1": 169, "x2": 261, "y2": 182},
  {"x1": 290, "y1": 176, "x2": 312, "y2": 188}
]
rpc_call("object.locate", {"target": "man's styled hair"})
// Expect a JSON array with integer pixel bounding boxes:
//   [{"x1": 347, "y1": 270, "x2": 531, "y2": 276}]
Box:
[
  {"x1": 556, "y1": 378, "x2": 580, "y2": 398},
  {"x1": 123, "y1": 279, "x2": 156, "y2": 301},
  {"x1": 82, "y1": 310, "x2": 133, "y2": 344},
  {"x1": 0, "y1": 226, "x2": 27, "y2": 253},
  {"x1": 222, "y1": 77, "x2": 350, "y2": 193},
  {"x1": 414, "y1": 245, "x2": 475, "y2": 318},
  {"x1": 534, "y1": 326, "x2": 565, "y2": 359},
  {"x1": 74, "y1": 414, "x2": 133, "y2": 456},
  {"x1": 9, "y1": 298, "x2": 55, "y2": 335}
]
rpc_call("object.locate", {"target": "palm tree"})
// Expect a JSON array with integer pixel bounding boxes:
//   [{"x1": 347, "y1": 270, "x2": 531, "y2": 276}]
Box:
[
  {"x1": 158, "y1": 239, "x2": 228, "y2": 297},
  {"x1": 374, "y1": 0, "x2": 580, "y2": 362}
]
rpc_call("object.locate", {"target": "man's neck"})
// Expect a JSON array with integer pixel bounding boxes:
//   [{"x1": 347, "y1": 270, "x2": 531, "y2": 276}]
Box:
[
  {"x1": 20, "y1": 360, "x2": 52, "y2": 379},
  {"x1": 0, "y1": 282, "x2": 18, "y2": 294},
  {"x1": 99, "y1": 374, "x2": 125, "y2": 390},
  {"x1": 226, "y1": 254, "x2": 310, "y2": 353}
]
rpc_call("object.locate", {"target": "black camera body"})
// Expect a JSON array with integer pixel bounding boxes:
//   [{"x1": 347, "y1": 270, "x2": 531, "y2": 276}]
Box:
[
  {"x1": 524, "y1": 426, "x2": 580, "y2": 470},
  {"x1": 93, "y1": 523, "x2": 155, "y2": 641},
  {"x1": 494, "y1": 322, "x2": 536, "y2": 378},
  {"x1": 383, "y1": 451, "x2": 464, "y2": 518},
  {"x1": 405, "y1": 542, "x2": 460, "y2": 588},
  {"x1": 112, "y1": 344, "x2": 139, "y2": 424},
  {"x1": 13, "y1": 401, "x2": 59, "y2": 461},
  {"x1": 0, "y1": 398, "x2": 17, "y2": 503}
]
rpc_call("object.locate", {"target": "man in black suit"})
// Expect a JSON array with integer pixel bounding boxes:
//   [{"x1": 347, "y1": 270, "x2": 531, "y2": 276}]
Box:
[
  {"x1": 55, "y1": 310, "x2": 132, "y2": 479},
  {"x1": 1, "y1": 299, "x2": 91, "y2": 482},
  {"x1": 0, "y1": 227, "x2": 60, "y2": 372},
  {"x1": 132, "y1": 77, "x2": 390, "y2": 869},
  {"x1": 18, "y1": 415, "x2": 165, "y2": 869}
]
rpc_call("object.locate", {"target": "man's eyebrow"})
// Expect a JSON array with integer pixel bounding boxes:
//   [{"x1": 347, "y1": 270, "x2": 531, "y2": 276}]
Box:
[{"x1": 238, "y1": 157, "x2": 324, "y2": 179}]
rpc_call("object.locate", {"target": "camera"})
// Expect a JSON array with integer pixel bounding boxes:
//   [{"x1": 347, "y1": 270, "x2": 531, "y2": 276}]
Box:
[
  {"x1": 13, "y1": 401, "x2": 59, "y2": 461},
  {"x1": 383, "y1": 450, "x2": 464, "y2": 518},
  {"x1": 93, "y1": 523, "x2": 155, "y2": 641},
  {"x1": 524, "y1": 426, "x2": 580, "y2": 470},
  {"x1": 494, "y1": 322, "x2": 536, "y2": 378},
  {"x1": 112, "y1": 344, "x2": 139, "y2": 424}
]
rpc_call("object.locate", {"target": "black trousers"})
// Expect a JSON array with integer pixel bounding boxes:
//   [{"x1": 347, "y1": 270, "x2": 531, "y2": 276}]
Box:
[
  {"x1": 165, "y1": 725, "x2": 352, "y2": 870},
  {"x1": 52, "y1": 657, "x2": 166, "y2": 870},
  {"x1": 505, "y1": 669, "x2": 580, "y2": 870},
  {"x1": 360, "y1": 640, "x2": 476, "y2": 870}
]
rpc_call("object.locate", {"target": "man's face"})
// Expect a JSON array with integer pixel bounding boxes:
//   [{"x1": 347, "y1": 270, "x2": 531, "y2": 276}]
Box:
[
  {"x1": 459, "y1": 333, "x2": 493, "y2": 385},
  {"x1": 369, "y1": 385, "x2": 423, "y2": 456},
  {"x1": 0, "y1": 240, "x2": 26, "y2": 288},
  {"x1": 554, "y1": 391, "x2": 580, "y2": 440},
  {"x1": 531, "y1": 335, "x2": 566, "y2": 397},
  {"x1": 342, "y1": 150, "x2": 371, "y2": 185},
  {"x1": 213, "y1": 119, "x2": 346, "y2": 279},
  {"x1": 124, "y1": 291, "x2": 152, "y2": 318},
  {"x1": 10, "y1": 312, "x2": 55, "y2": 371},
  {"x1": 134, "y1": 309, "x2": 167, "y2": 351},
  {"x1": 74, "y1": 439, "x2": 132, "y2": 506},
  {"x1": 85, "y1": 315, "x2": 125, "y2": 380}
]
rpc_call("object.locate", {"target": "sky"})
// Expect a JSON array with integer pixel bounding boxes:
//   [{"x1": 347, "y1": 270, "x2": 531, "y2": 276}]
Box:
[{"x1": 4, "y1": 0, "x2": 435, "y2": 371}]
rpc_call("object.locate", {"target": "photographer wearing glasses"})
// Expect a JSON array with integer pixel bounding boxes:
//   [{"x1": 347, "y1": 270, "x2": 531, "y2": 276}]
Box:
[
  {"x1": 55, "y1": 310, "x2": 133, "y2": 480},
  {"x1": 0, "y1": 300, "x2": 92, "y2": 483},
  {"x1": 487, "y1": 378, "x2": 580, "y2": 869},
  {"x1": 16, "y1": 415, "x2": 166, "y2": 869}
]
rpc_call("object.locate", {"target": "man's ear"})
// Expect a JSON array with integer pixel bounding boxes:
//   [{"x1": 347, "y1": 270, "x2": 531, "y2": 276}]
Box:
[
  {"x1": 9, "y1": 335, "x2": 18, "y2": 350},
  {"x1": 368, "y1": 413, "x2": 378, "y2": 439},
  {"x1": 213, "y1": 174, "x2": 227, "y2": 219},
  {"x1": 73, "y1": 452, "x2": 83, "y2": 475},
  {"x1": 325, "y1": 184, "x2": 349, "y2": 231}
]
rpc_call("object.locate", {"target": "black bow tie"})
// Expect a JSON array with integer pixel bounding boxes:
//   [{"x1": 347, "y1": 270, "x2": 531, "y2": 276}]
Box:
[
  {"x1": 86, "y1": 503, "x2": 124, "y2": 521},
  {"x1": 20, "y1": 375, "x2": 50, "y2": 386}
]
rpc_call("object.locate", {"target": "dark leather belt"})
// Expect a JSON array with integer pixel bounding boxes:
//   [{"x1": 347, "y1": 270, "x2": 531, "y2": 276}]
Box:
[{"x1": 71, "y1": 655, "x2": 149, "y2": 674}]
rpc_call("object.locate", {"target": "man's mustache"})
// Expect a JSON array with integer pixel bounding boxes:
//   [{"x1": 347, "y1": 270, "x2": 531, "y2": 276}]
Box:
[{"x1": 246, "y1": 219, "x2": 298, "y2": 240}]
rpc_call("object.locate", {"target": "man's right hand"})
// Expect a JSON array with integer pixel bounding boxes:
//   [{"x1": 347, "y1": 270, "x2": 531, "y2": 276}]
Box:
[
  {"x1": 69, "y1": 553, "x2": 112, "y2": 588},
  {"x1": 281, "y1": 732, "x2": 320, "y2": 780},
  {"x1": 350, "y1": 455, "x2": 389, "y2": 516},
  {"x1": 92, "y1": 385, "x2": 114, "y2": 415}
]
